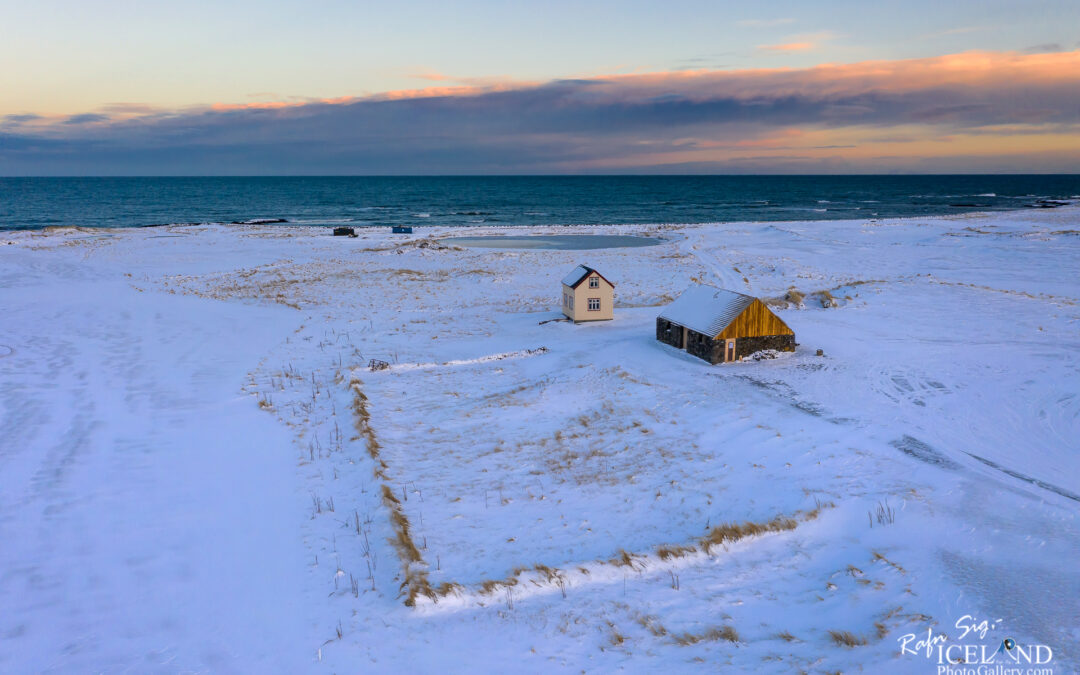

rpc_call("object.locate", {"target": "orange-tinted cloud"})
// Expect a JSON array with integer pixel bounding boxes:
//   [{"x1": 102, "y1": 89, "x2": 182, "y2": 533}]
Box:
[
  {"x1": 409, "y1": 71, "x2": 456, "y2": 82},
  {"x1": 589, "y1": 48, "x2": 1080, "y2": 102},
  {"x1": 371, "y1": 83, "x2": 525, "y2": 101},
  {"x1": 758, "y1": 42, "x2": 815, "y2": 52},
  {"x1": 211, "y1": 100, "x2": 308, "y2": 111},
  {"x1": 195, "y1": 49, "x2": 1080, "y2": 115},
  {"x1": 5, "y1": 49, "x2": 1080, "y2": 174}
]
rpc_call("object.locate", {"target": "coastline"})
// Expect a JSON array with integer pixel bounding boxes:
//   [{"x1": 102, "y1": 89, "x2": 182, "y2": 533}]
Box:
[{"x1": 6, "y1": 200, "x2": 1076, "y2": 243}]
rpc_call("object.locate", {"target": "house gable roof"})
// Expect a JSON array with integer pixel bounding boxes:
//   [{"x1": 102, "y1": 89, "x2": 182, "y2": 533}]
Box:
[
  {"x1": 658, "y1": 285, "x2": 756, "y2": 337},
  {"x1": 562, "y1": 265, "x2": 614, "y2": 289}
]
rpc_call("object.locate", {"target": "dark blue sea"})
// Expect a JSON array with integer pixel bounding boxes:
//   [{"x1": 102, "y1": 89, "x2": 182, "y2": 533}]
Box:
[{"x1": 1, "y1": 176, "x2": 1078, "y2": 231}]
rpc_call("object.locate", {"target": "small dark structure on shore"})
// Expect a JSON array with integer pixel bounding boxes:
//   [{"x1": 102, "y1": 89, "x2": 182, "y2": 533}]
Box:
[
  {"x1": 333, "y1": 227, "x2": 356, "y2": 237},
  {"x1": 392, "y1": 226, "x2": 413, "y2": 234},
  {"x1": 657, "y1": 285, "x2": 795, "y2": 364}
]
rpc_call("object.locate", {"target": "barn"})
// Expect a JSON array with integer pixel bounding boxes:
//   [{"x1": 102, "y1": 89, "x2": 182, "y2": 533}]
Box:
[
  {"x1": 656, "y1": 285, "x2": 795, "y2": 364},
  {"x1": 561, "y1": 265, "x2": 614, "y2": 322}
]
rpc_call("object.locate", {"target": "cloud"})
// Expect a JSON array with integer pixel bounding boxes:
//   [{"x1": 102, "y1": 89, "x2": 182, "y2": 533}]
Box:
[
  {"x1": 1024, "y1": 43, "x2": 1064, "y2": 54},
  {"x1": 410, "y1": 71, "x2": 456, "y2": 82},
  {"x1": 2, "y1": 114, "x2": 42, "y2": 124},
  {"x1": 3, "y1": 49, "x2": 1080, "y2": 174},
  {"x1": 757, "y1": 31, "x2": 836, "y2": 53},
  {"x1": 63, "y1": 113, "x2": 109, "y2": 125},
  {"x1": 758, "y1": 42, "x2": 815, "y2": 52},
  {"x1": 100, "y1": 103, "x2": 164, "y2": 114}
]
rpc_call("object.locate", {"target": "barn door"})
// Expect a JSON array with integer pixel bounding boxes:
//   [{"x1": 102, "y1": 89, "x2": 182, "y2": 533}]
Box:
[{"x1": 726, "y1": 339, "x2": 736, "y2": 362}]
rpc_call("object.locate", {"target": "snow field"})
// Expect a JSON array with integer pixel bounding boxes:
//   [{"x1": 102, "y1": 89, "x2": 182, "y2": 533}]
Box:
[{"x1": 2, "y1": 208, "x2": 1078, "y2": 672}]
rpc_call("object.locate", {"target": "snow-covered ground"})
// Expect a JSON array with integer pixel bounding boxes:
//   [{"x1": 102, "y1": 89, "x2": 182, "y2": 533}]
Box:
[{"x1": 1, "y1": 207, "x2": 1078, "y2": 673}]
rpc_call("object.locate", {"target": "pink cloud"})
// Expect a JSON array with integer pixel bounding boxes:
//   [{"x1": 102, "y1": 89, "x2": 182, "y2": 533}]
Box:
[
  {"x1": 7, "y1": 49, "x2": 1080, "y2": 174},
  {"x1": 758, "y1": 42, "x2": 815, "y2": 52},
  {"x1": 188, "y1": 49, "x2": 1080, "y2": 117}
]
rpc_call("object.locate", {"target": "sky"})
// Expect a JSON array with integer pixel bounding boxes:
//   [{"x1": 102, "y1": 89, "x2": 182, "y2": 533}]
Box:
[{"x1": 1, "y1": 0, "x2": 1079, "y2": 175}]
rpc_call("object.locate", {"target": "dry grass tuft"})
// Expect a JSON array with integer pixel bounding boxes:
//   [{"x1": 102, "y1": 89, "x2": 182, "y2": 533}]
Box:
[
  {"x1": 355, "y1": 383, "x2": 431, "y2": 606},
  {"x1": 636, "y1": 614, "x2": 669, "y2": 638},
  {"x1": 674, "y1": 625, "x2": 740, "y2": 646},
  {"x1": 350, "y1": 381, "x2": 371, "y2": 428},
  {"x1": 608, "y1": 623, "x2": 628, "y2": 646},
  {"x1": 700, "y1": 515, "x2": 798, "y2": 553},
  {"x1": 351, "y1": 381, "x2": 388, "y2": 477},
  {"x1": 383, "y1": 489, "x2": 432, "y2": 605},
  {"x1": 479, "y1": 577, "x2": 519, "y2": 595},
  {"x1": 532, "y1": 564, "x2": 564, "y2": 583},
  {"x1": 383, "y1": 496, "x2": 422, "y2": 565},
  {"x1": 872, "y1": 551, "x2": 907, "y2": 575},
  {"x1": 828, "y1": 630, "x2": 867, "y2": 647},
  {"x1": 404, "y1": 570, "x2": 435, "y2": 606},
  {"x1": 775, "y1": 630, "x2": 798, "y2": 642},
  {"x1": 656, "y1": 544, "x2": 698, "y2": 561},
  {"x1": 804, "y1": 499, "x2": 835, "y2": 520},
  {"x1": 610, "y1": 549, "x2": 641, "y2": 568},
  {"x1": 435, "y1": 581, "x2": 463, "y2": 597},
  {"x1": 380, "y1": 484, "x2": 401, "y2": 506}
]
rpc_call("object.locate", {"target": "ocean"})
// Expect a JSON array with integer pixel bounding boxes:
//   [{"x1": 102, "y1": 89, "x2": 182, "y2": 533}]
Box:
[{"x1": 1, "y1": 175, "x2": 1078, "y2": 231}]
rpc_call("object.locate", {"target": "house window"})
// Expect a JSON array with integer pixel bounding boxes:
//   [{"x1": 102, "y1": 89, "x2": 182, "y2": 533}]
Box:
[
  {"x1": 569, "y1": 296, "x2": 574, "y2": 310},
  {"x1": 589, "y1": 277, "x2": 599, "y2": 289},
  {"x1": 588, "y1": 298, "x2": 601, "y2": 311}
]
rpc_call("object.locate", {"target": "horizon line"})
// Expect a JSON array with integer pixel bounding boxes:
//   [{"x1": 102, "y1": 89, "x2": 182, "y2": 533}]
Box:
[{"x1": 4, "y1": 173, "x2": 1080, "y2": 179}]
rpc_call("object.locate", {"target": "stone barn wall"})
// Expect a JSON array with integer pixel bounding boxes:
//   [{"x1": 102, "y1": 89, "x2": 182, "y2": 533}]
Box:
[
  {"x1": 656, "y1": 318, "x2": 682, "y2": 348},
  {"x1": 735, "y1": 334, "x2": 796, "y2": 360},
  {"x1": 686, "y1": 329, "x2": 722, "y2": 364}
]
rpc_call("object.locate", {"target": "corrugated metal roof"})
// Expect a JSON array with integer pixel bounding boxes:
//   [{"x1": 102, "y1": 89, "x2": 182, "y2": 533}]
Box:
[
  {"x1": 658, "y1": 285, "x2": 756, "y2": 338},
  {"x1": 562, "y1": 265, "x2": 590, "y2": 287},
  {"x1": 561, "y1": 265, "x2": 614, "y2": 289}
]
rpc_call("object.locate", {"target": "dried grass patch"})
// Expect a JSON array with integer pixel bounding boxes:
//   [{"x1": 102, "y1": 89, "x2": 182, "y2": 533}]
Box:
[
  {"x1": 700, "y1": 515, "x2": 798, "y2": 553},
  {"x1": 350, "y1": 380, "x2": 435, "y2": 605},
  {"x1": 448, "y1": 507, "x2": 824, "y2": 610},
  {"x1": 673, "y1": 625, "x2": 740, "y2": 646},
  {"x1": 872, "y1": 551, "x2": 907, "y2": 575},
  {"x1": 827, "y1": 630, "x2": 867, "y2": 647},
  {"x1": 656, "y1": 544, "x2": 698, "y2": 561},
  {"x1": 350, "y1": 380, "x2": 388, "y2": 477},
  {"x1": 635, "y1": 613, "x2": 669, "y2": 638},
  {"x1": 610, "y1": 549, "x2": 645, "y2": 568}
]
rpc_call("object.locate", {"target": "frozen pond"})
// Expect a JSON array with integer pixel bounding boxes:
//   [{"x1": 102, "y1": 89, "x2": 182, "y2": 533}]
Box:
[{"x1": 440, "y1": 234, "x2": 664, "y2": 249}]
